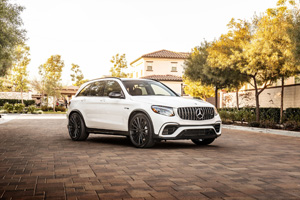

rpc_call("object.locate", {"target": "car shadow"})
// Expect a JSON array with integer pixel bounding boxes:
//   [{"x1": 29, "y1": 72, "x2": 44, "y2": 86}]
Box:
[{"x1": 86, "y1": 135, "x2": 222, "y2": 149}]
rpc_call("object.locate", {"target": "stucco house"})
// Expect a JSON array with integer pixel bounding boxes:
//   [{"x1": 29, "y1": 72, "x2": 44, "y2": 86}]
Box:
[{"x1": 129, "y1": 49, "x2": 189, "y2": 95}]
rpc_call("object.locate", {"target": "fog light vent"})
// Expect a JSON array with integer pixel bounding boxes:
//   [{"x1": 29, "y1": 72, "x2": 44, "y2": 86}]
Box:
[
  {"x1": 214, "y1": 124, "x2": 221, "y2": 133},
  {"x1": 162, "y1": 125, "x2": 178, "y2": 135}
]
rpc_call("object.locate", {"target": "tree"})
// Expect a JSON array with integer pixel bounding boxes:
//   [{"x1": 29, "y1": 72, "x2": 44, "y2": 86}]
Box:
[
  {"x1": 70, "y1": 64, "x2": 88, "y2": 86},
  {"x1": 109, "y1": 53, "x2": 128, "y2": 78},
  {"x1": 30, "y1": 78, "x2": 45, "y2": 106},
  {"x1": 210, "y1": 18, "x2": 279, "y2": 121},
  {"x1": 184, "y1": 41, "x2": 242, "y2": 108},
  {"x1": 255, "y1": 0, "x2": 300, "y2": 123},
  {"x1": 208, "y1": 24, "x2": 250, "y2": 109},
  {"x1": 0, "y1": 0, "x2": 26, "y2": 77},
  {"x1": 10, "y1": 45, "x2": 30, "y2": 104},
  {"x1": 183, "y1": 77, "x2": 215, "y2": 101},
  {"x1": 39, "y1": 55, "x2": 64, "y2": 111}
]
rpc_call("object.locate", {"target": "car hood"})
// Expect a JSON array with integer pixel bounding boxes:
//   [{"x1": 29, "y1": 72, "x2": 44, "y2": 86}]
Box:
[{"x1": 130, "y1": 96, "x2": 213, "y2": 108}]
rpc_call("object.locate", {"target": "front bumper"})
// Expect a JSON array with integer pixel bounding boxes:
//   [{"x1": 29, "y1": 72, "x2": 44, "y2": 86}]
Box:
[{"x1": 154, "y1": 122, "x2": 222, "y2": 140}]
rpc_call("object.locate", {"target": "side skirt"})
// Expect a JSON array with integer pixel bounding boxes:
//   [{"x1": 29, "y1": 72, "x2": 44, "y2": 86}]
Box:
[{"x1": 86, "y1": 128, "x2": 129, "y2": 136}]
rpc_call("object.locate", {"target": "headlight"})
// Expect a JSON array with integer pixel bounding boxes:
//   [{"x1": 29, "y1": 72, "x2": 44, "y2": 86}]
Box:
[
  {"x1": 151, "y1": 105, "x2": 175, "y2": 117},
  {"x1": 214, "y1": 106, "x2": 218, "y2": 116}
]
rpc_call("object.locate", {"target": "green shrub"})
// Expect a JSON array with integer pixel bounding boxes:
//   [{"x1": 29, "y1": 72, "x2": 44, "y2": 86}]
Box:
[
  {"x1": 283, "y1": 120, "x2": 300, "y2": 131},
  {"x1": 27, "y1": 105, "x2": 36, "y2": 114},
  {"x1": 249, "y1": 121, "x2": 260, "y2": 127},
  {"x1": 243, "y1": 110, "x2": 255, "y2": 123},
  {"x1": 285, "y1": 108, "x2": 300, "y2": 122},
  {"x1": 234, "y1": 110, "x2": 244, "y2": 122},
  {"x1": 55, "y1": 106, "x2": 66, "y2": 112},
  {"x1": 259, "y1": 120, "x2": 278, "y2": 129},
  {"x1": 41, "y1": 106, "x2": 53, "y2": 111},
  {"x1": 0, "y1": 99, "x2": 35, "y2": 106},
  {"x1": 219, "y1": 110, "x2": 229, "y2": 121},
  {"x1": 260, "y1": 108, "x2": 280, "y2": 123},
  {"x1": 14, "y1": 103, "x2": 25, "y2": 113},
  {"x1": 3, "y1": 102, "x2": 14, "y2": 113}
]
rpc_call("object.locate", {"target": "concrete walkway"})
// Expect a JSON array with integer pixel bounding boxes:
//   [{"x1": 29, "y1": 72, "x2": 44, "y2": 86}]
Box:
[
  {"x1": 0, "y1": 114, "x2": 66, "y2": 124},
  {"x1": 223, "y1": 124, "x2": 300, "y2": 138}
]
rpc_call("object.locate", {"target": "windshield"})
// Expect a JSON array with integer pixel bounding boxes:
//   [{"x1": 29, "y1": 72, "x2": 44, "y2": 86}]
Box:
[{"x1": 122, "y1": 80, "x2": 178, "y2": 96}]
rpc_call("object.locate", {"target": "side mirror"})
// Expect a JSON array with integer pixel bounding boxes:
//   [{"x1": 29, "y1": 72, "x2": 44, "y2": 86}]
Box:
[{"x1": 108, "y1": 91, "x2": 124, "y2": 99}]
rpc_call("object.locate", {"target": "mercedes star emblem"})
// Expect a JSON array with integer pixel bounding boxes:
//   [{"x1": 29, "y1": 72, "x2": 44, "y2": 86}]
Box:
[{"x1": 196, "y1": 108, "x2": 204, "y2": 120}]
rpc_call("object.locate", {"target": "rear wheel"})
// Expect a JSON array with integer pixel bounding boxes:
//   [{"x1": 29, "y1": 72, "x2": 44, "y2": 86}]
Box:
[
  {"x1": 68, "y1": 113, "x2": 89, "y2": 141},
  {"x1": 129, "y1": 113, "x2": 155, "y2": 148},
  {"x1": 191, "y1": 138, "x2": 215, "y2": 145}
]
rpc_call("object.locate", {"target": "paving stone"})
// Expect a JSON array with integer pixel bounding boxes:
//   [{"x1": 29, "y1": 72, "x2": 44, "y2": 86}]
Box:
[{"x1": 0, "y1": 117, "x2": 300, "y2": 199}]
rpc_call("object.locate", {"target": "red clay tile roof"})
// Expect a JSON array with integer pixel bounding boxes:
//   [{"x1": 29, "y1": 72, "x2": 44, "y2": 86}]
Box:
[
  {"x1": 142, "y1": 49, "x2": 189, "y2": 59},
  {"x1": 131, "y1": 49, "x2": 190, "y2": 65},
  {"x1": 141, "y1": 74, "x2": 183, "y2": 81}
]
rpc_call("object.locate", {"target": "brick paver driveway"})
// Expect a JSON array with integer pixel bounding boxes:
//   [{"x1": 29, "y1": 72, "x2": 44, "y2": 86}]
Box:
[{"x1": 1, "y1": 115, "x2": 300, "y2": 200}]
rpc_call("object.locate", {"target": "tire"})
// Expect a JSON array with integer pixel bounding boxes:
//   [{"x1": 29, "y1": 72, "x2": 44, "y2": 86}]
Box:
[
  {"x1": 191, "y1": 138, "x2": 215, "y2": 145},
  {"x1": 129, "y1": 113, "x2": 155, "y2": 148},
  {"x1": 68, "y1": 112, "x2": 89, "y2": 141}
]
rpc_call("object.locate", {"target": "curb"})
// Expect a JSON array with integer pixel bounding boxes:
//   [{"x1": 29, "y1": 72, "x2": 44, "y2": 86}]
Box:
[{"x1": 222, "y1": 124, "x2": 300, "y2": 138}]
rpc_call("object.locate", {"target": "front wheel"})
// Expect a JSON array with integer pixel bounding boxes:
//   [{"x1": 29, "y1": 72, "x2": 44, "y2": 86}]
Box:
[
  {"x1": 191, "y1": 138, "x2": 215, "y2": 145},
  {"x1": 68, "y1": 113, "x2": 89, "y2": 141},
  {"x1": 129, "y1": 113, "x2": 155, "y2": 148}
]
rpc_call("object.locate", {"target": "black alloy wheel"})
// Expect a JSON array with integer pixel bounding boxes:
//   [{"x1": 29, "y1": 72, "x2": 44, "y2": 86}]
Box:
[
  {"x1": 191, "y1": 138, "x2": 215, "y2": 145},
  {"x1": 68, "y1": 113, "x2": 89, "y2": 141},
  {"x1": 129, "y1": 113, "x2": 155, "y2": 148}
]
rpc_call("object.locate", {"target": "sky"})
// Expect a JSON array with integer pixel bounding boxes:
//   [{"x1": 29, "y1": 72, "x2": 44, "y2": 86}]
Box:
[{"x1": 13, "y1": 0, "x2": 277, "y2": 85}]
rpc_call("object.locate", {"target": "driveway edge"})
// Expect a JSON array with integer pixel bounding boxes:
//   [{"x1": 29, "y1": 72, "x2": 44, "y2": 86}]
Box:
[{"x1": 222, "y1": 124, "x2": 300, "y2": 138}]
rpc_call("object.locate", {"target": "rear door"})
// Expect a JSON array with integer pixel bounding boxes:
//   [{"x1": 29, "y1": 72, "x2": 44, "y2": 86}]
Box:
[{"x1": 83, "y1": 80, "x2": 106, "y2": 128}]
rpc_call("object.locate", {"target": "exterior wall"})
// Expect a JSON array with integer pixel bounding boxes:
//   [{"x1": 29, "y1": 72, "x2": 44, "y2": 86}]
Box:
[
  {"x1": 130, "y1": 57, "x2": 186, "y2": 96},
  {"x1": 160, "y1": 81, "x2": 182, "y2": 95},
  {"x1": 244, "y1": 76, "x2": 299, "y2": 90},
  {"x1": 221, "y1": 84, "x2": 300, "y2": 109},
  {"x1": 143, "y1": 58, "x2": 185, "y2": 78},
  {"x1": 0, "y1": 92, "x2": 32, "y2": 100},
  {"x1": 130, "y1": 57, "x2": 185, "y2": 78},
  {"x1": 130, "y1": 59, "x2": 145, "y2": 78}
]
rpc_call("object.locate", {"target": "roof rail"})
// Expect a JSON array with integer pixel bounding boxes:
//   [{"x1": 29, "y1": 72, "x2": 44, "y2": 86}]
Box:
[{"x1": 88, "y1": 77, "x2": 121, "y2": 82}]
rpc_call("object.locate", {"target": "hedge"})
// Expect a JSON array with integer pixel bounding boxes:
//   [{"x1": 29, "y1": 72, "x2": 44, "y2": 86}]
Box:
[
  {"x1": 218, "y1": 107, "x2": 300, "y2": 123},
  {"x1": 285, "y1": 108, "x2": 300, "y2": 122},
  {"x1": 0, "y1": 99, "x2": 35, "y2": 107}
]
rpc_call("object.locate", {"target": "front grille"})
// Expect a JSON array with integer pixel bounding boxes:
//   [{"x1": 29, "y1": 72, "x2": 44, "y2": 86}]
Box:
[
  {"x1": 177, "y1": 129, "x2": 216, "y2": 139},
  {"x1": 177, "y1": 107, "x2": 214, "y2": 120}
]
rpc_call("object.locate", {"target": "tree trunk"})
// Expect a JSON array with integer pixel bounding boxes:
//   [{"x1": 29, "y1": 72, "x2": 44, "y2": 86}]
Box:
[
  {"x1": 280, "y1": 76, "x2": 284, "y2": 124},
  {"x1": 53, "y1": 96, "x2": 56, "y2": 112},
  {"x1": 253, "y1": 77, "x2": 260, "y2": 122},
  {"x1": 236, "y1": 87, "x2": 239, "y2": 110},
  {"x1": 215, "y1": 86, "x2": 218, "y2": 108},
  {"x1": 21, "y1": 89, "x2": 24, "y2": 105},
  {"x1": 41, "y1": 91, "x2": 44, "y2": 107}
]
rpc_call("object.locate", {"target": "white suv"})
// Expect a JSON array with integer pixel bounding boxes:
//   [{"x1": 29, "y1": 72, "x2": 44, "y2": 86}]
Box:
[{"x1": 67, "y1": 78, "x2": 222, "y2": 148}]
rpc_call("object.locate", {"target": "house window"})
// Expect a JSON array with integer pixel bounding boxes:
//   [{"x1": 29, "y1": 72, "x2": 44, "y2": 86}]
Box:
[
  {"x1": 146, "y1": 62, "x2": 153, "y2": 71},
  {"x1": 171, "y1": 62, "x2": 177, "y2": 72},
  {"x1": 136, "y1": 72, "x2": 138, "y2": 78}
]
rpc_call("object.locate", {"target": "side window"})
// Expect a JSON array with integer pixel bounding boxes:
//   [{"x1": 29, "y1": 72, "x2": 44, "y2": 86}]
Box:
[
  {"x1": 77, "y1": 83, "x2": 92, "y2": 96},
  {"x1": 89, "y1": 81, "x2": 105, "y2": 96},
  {"x1": 103, "y1": 80, "x2": 123, "y2": 96}
]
